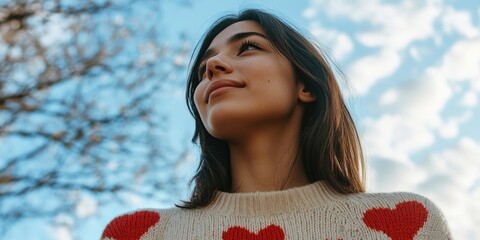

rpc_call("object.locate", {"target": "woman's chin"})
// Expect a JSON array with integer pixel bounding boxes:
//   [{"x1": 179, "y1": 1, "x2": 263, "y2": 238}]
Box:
[
  {"x1": 205, "y1": 119, "x2": 244, "y2": 140},
  {"x1": 204, "y1": 113, "x2": 257, "y2": 141}
]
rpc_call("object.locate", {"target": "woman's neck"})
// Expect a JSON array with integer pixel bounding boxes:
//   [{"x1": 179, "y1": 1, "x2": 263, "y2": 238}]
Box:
[{"x1": 229, "y1": 119, "x2": 309, "y2": 193}]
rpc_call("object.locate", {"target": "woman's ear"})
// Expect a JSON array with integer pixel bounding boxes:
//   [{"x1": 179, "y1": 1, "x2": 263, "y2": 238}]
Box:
[{"x1": 298, "y1": 82, "x2": 316, "y2": 103}]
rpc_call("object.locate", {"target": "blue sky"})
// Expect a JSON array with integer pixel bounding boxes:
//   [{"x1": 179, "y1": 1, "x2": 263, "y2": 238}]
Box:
[{"x1": 4, "y1": 0, "x2": 479, "y2": 239}]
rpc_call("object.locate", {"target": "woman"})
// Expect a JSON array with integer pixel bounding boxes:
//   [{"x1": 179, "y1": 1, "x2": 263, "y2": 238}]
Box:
[{"x1": 101, "y1": 9, "x2": 452, "y2": 239}]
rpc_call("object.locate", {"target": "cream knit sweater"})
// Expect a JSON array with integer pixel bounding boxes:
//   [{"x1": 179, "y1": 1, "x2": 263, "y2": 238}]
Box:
[{"x1": 101, "y1": 181, "x2": 452, "y2": 239}]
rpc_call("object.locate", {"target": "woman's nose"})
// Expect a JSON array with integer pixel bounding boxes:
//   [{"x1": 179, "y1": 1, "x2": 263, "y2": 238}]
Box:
[{"x1": 206, "y1": 55, "x2": 232, "y2": 80}]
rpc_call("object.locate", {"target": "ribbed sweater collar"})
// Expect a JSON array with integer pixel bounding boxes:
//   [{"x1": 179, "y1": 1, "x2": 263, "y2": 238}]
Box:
[{"x1": 204, "y1": 181, "x2": 342, "y2": 216}]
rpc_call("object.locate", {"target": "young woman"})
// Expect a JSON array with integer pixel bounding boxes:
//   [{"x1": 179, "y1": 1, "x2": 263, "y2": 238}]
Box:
[{"x1": 102, "y1": 9, "x2": 452, "y2": 239}]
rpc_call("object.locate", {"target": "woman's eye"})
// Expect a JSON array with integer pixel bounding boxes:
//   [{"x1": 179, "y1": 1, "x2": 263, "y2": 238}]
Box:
[{"x1": 238, "y1": 41, "x2": 260, "y2": 55}]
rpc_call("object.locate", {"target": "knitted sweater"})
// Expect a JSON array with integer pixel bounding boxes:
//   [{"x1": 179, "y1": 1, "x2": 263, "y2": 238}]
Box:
[{"x1": 101, "y1": 181, "x2": 452, "y2": 240}]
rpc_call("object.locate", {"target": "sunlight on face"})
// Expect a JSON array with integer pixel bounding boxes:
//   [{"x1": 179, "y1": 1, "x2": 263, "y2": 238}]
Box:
[{"x1": 193, "y1": 21, "x2": 303, "y2": 140}]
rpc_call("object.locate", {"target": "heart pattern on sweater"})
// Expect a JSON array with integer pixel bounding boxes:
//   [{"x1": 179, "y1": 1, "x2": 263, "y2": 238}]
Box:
[
  {"x1": 222, "y1": 224, "x2": 285, "y2": 240},
  {"x1": 362, "y1": 201, "x2": 428, "y2": 240},
  {"x1": 102, "y1": 210, "x2": 160, "y2": 240}
]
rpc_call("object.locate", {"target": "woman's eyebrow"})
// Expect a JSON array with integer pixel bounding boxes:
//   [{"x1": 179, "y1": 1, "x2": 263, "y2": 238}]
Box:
[
  {"x1": 227, "y1": 31, "x2": 267, "y2": 44},
  {"x1": 200, "y1": 31, "x2": 267, "y2": 63}
]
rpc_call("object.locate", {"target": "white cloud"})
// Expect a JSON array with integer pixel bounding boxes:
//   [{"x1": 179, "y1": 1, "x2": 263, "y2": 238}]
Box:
[
  {"x1": 365, "y1": 72, "x2": 473, "y2": 165},
  {"x1": 408, "y1": 47, "x2": 421, "y2": 61},
  {"x1": 304, "y1": 0, "x2": 451, "y2": 95},
  {"x1": 348, "y1": 49, "x2": 401, "y2": 95},
  {"x1": 438, "y1": 112, "x2": 472, "y2": 139},
  {"x1": 302, "y1": 7, "x2": 317, "y2": 19},
  {"x1": 460, "y1": 90, "x2": 478, "y2": 107},
  {"x1": 356, "y1": 4, "x2": 440, "y2": 50},
  {"x1": 362, "y1": 114, "x2": 435, "y2": 162},
  {"x1": 369, "y1": 157, "x2": 426, "y2": 192},
  {"x1": 308, "y1": 0, "x2": 442, "y2": 50},
  {"x1": 427, "y1": 138, "x2": 480, "y2": 189},
  {"x1": 379, "y1": 89, "x2": 398, "y2": 105},
  {"x1": 380, "y1": 78, "x2": 451, "y2": 125},
  {"x1": 441, "y1": 6, "x2": 480, "y2": 38},
  {"x1": 308, "y1": 22, "x2": 354, "y2": 60},
  {"x1": 423, "y1": 37, "x2": 480, "y2": 111},
  {"x1": 433, "y1": 37, "x2": 480, "y2": 83},
  {"x1": 471, "y1": 78, "x2": 480, "y2": 91},
  {"x1": 417, "y1": 138, "x2": 480, "y2": 238},
  {"x1": 438, "y1": 121, "x2": 459, "y2": 139}
]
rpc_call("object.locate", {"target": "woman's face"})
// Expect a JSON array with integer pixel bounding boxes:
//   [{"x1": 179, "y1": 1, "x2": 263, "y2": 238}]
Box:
[{"x1": 193, "y1": 20, "x2": 309, "y2": 140}]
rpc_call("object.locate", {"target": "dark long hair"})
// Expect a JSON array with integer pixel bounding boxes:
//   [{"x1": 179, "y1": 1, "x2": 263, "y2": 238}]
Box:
[{"x1": 180, "y1": 9, "x2": 365, "y2": 209}]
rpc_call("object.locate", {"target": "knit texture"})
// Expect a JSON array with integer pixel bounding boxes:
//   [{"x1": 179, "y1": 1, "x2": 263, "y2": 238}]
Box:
[{"x1": 101, "y1": 181, "x2": 452, "y2": 240}]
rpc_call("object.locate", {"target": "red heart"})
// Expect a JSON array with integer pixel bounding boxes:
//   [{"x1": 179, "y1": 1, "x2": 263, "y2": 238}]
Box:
[
  {"x1": 362, "y1": 201, "x2": 428, "y2": 240},
  {"x1": 102, "y1": 210, "x2": 160, "y2": 240},
  {"x1": 223, "y1": 224, "x2": 285, "y2": 240}
]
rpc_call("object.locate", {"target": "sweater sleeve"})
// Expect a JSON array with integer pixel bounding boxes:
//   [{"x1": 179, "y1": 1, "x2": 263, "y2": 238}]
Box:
[
  {"x1": 101, "y1": 210, "x2": 161, "y2": 240},
  {"x1": 359, "y1": 191, "x2": 453, "y2": 240},
  {"x1": 414, "y1": 194, "x2": 453, "y2": 240},
  {"x1": 425, "y1": 198, "x2": 453, "y2": 239}
]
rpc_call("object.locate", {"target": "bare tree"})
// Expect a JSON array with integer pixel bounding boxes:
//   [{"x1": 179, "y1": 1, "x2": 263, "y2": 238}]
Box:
[{"x1": 0, "y1": 0, "x2": 190, "y2": 236}]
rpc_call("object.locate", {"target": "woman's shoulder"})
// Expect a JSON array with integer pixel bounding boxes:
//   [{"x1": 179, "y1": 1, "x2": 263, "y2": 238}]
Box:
[
  {"x1": 349, "y1": 191, "x2": 442, "y2": 211},
  {"x1": 345, "y1": 190, "x2": 446, "y2": 219},
  {"x1": 341, "y1": 190, "x2": 452, "y2": 239},
  {"x1": 100, "y1": 207, "x2": 182, "y2": 240}
]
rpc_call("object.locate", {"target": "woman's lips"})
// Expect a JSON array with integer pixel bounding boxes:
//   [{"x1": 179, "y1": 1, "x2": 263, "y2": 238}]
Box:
[
  {"x1": 205, "y1": 79, "x2": 245, "y2": 103},
  {"x1": 209, "y1": 86, "x2": 235, "y2": 100}
]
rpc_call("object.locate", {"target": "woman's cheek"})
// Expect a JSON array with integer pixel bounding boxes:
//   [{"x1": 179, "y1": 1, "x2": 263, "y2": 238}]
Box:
[{"x1": 193, "y1": 82, "x2": 207, "y2": 117}]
